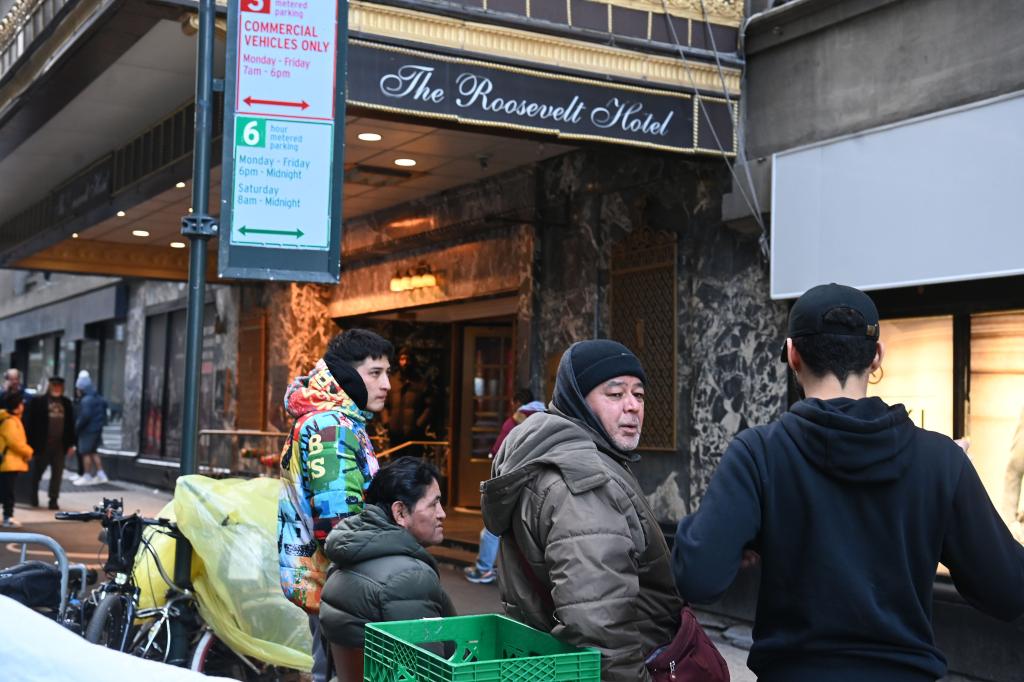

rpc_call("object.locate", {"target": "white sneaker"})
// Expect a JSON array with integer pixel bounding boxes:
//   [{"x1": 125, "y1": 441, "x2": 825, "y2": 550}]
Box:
[
  {"x1": 67, "y1": 472, "x2": 80, "y2": 482},
  {"x1": 94, "y1": 470, "x2": 109, "y2": 484},
  {"x1": 73, "y1": 473, "x2": 94, "y2": 486},
  {"x1": 2, "y1": 517, "x2": 20, "y2": 528}
]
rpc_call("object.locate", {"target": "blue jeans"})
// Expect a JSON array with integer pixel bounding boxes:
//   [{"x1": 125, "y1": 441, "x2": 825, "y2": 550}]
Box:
[{"x1": 477, "y1": 528, "x2": 500, "y2": 572}]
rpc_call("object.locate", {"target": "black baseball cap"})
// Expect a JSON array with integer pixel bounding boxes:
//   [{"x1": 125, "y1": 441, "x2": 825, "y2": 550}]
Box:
[{"x1": 780, "y1": 283, "x2": 880, "y2": 363}]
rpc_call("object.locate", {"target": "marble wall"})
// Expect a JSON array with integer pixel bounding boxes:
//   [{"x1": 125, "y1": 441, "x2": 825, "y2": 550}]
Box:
[{"x1": 531, "y1": 148, "x2": 788, "y2": 520}]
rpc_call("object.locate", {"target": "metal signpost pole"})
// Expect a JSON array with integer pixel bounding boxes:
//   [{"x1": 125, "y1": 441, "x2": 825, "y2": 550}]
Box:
[{"x1": 169, "y1": 0, "x2": 217, "y2": 665}]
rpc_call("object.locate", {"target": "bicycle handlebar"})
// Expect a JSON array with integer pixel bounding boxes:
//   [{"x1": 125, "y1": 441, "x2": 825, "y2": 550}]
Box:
[
  {"x1": 54, "y1": 501, "x2": 178, "y2": 531},
  {"x1": 54, "y1": 510, "x2": 103, "y2": 522}
]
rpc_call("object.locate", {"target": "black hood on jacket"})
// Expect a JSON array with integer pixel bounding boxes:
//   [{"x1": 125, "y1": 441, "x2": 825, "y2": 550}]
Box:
[
  {"x1": 550, "y1": 343, "x2": 640, "y2": 462},
  {"x1": 780, "y1": 396, "x2": 917, "y2": 482}
]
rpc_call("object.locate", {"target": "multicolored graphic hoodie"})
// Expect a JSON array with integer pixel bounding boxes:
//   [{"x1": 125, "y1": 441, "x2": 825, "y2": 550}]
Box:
[{"x1": 277, "y1": 359, "x2": 379, "y2": 613}]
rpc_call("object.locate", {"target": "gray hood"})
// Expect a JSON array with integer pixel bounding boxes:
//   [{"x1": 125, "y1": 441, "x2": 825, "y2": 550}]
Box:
[
  {"x1": 481, "y1": 408, "x2": 632, "y2": 537},
  {"x1": 482, "y1": 346, "x2": 643, "y2": 536}
]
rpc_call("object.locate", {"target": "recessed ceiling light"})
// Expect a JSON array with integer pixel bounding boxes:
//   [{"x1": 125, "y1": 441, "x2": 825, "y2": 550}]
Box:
[
  {"x1": 132, "y1": 229, "x2": 150, "y2": 237},
  {"x1": 394, "y1": 158, "x2": 417, "y2": 167},
  {"x1": 170, "y1": 241, "x2": 186, "y2": 249},
  {"x1": 175, "y1": 181, "x2": 187, "y2": 189},
  {"x1": 358, "y1": 132, "x2": 382, "y2": 142},
  {"x1": 72, "y1": 233, "x2": 79, "y2": 239},
  {"x1": 116, "y1": 210, "x2": 126, "y2": 217}
]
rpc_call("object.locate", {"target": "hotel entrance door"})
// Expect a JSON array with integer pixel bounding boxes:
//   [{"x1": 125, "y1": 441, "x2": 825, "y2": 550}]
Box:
[{"x1": 455, "y1": 325, "x2": 514, "y2": 508}]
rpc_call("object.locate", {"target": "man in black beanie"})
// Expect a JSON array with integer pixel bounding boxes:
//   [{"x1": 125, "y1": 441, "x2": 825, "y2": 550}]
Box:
[
  {"x1": 481, "y1": 340, "x2": 683, "y2": 681},
  {"x1": 276, "y1": 328, "x2": 393, "y2": 682}
]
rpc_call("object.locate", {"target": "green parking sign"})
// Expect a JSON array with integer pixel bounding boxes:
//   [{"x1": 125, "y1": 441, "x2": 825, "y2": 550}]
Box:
[{"x1": 235, "y1": 117, "x2": 266, "y2": 148}]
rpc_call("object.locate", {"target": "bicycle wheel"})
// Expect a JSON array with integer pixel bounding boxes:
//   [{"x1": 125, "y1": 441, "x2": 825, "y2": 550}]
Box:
[
  {"x1": 84, "y1": 593, "x2": 132, "y2": 651},
  {"x1": 191, "y1": 630, "x2": 290, "y2": 681}
]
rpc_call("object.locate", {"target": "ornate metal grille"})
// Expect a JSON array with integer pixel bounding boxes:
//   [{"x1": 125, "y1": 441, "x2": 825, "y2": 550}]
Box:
[{"x1": 610, "y1": 229, "x2": 678, "y2": 450}]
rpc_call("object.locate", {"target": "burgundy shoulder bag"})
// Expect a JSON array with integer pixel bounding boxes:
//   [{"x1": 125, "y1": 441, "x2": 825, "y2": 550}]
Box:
[{"x1": 644, "y1": 606, "x2": 730, "y2": 681}]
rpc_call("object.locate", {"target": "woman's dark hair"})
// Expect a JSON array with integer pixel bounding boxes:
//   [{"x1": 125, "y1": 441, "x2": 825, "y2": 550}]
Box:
[
  {"x1": 366, "y1": 456, "x2": 441, "y2": 523},
  {"x1": 792, "y1": 307, "x2": 878, "y2": 386},
  {"x1": 2, "y1": 391, "x2": 24, "y2": 412},
  {"x1": 324, "y1": 329, "x2": 394, "y2": 370},
  {"x1": 513, "y1": 388, "x2": 534, "y2": 405}
]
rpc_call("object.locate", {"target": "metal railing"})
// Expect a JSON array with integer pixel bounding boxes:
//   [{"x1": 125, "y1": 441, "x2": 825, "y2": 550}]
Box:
[
  {"x1": 0, "y1": 0, "x2": 72, "y2": 80},
  {"x1": 376, "y1": 440, "x2": 450, "y2": 476},
  {"x1": 196, "y1": 428, "x2": 287, "y2": 477}
]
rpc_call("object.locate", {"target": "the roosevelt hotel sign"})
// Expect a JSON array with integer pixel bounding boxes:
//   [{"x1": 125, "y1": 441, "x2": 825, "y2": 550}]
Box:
[{"x1": 348, "y1": 41, "x2": 732, "y2": 155}]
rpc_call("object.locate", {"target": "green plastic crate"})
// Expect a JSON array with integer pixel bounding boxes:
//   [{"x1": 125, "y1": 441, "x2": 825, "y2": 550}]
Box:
[{"x1": 363, "y1": 614, "x2": 601, "y2": 681}]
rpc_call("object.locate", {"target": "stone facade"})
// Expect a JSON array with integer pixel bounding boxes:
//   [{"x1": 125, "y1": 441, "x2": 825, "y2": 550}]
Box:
[
  {"x1": 259, "y1": 149, "x2": 787, "y2": 522},
  {"x1": 531, "y1": 148, "x2": 787, "y2": 519}
]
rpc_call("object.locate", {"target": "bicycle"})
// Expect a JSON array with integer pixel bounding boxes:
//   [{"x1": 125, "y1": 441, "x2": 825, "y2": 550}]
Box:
[{"x1": 56, "y1": 497, "x2": 291, "y2": 679}]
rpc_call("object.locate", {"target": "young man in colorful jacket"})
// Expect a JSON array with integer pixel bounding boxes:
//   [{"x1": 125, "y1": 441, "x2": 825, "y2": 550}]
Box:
[{"x1": 276, "y1": 329, "x2": 392, "y2": 681}]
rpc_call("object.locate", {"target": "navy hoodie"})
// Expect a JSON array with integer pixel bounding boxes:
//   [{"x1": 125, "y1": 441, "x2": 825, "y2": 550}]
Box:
[{"x1": 673, "y1": 397, "x2": 1024, "y2": 681}]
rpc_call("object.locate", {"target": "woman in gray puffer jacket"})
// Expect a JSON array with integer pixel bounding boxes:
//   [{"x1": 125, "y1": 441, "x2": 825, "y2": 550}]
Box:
[{"x1": 320, "y1": 456, "x2": 456, "y2": 680}]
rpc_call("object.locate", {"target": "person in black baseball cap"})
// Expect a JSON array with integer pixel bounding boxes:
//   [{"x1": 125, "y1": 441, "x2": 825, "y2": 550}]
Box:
[
  {"x1": 674, "y1": 282, "x2": 1024, "y2": 682},
  {"x1": 779, "y1": 282, "x2": 880, "y2": 365}
]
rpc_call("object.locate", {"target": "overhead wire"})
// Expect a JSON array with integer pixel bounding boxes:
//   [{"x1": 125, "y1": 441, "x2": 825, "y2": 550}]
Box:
[{"x1": 658, "y1": 0, "x2": 769, "y2": 238}]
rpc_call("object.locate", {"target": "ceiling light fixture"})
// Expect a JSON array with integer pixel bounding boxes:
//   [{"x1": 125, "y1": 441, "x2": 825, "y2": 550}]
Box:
[
  {"x1": 132, "y1": 229, "x2": 150, "y2": 237},
  {"x1": 116, "y1": 210, "x2": 126, "y2": 217},
  {"x1": 170, "y1": 241, "x2": 186, "y2": 249},
  {"x1": 175, "y1": 181, "x2": 187, "y2": 189},
  {"x1": 358, "y1": 132, "x2": 382, "y2": 142},
  {"x1": 72, "y1": 233, "x2": 79, "y2": 239},
  {"x1": 394, "y1": 158, "x2": 417, "y2": 167}
]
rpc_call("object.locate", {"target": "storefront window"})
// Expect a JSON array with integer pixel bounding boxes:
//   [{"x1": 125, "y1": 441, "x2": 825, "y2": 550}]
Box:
[
  {"x1": 968, "y1": 311, "x2": 1024, "y2": 543},
  {"x1": 867, "y1": 316, "x2": 954, "y2": 437},
  {"x1": 101, "y1": 323, "x2": 126, "y2": 450},
  {"x1": 141, "y1": 314, "x2": 168, "y2": 456},
  {"x1": 22, "y1": 333, "x2": 61, "y2": 393},
  {"x1": 140, "y1": 307, "x2": 215, "y2": 459}
]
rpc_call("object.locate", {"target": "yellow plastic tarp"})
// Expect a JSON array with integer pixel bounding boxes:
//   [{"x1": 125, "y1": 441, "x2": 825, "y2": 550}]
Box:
[{"x1": 133, "y1": 475, "x2": 312, "y2": 671}]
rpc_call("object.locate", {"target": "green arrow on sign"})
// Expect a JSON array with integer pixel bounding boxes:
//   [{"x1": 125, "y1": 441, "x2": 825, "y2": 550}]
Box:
[{"x1": 239, "y1": 225, "x2": 305, "y2": 238}]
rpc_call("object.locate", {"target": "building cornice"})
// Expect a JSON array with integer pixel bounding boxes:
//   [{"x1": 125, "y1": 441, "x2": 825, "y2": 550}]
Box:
[{"x1": 349, "y1": 0, "x2": 740, "y2": 95}]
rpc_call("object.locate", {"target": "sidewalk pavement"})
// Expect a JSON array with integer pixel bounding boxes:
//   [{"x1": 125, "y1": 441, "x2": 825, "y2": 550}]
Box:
[{"x1": 12, "y1": 469, "x2": 172, "y2": 524}]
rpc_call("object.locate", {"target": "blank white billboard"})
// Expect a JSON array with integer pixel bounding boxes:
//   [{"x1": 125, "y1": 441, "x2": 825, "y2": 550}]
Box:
[{"x1": 771, "y1": 91, "x2": 1024, "y2": 300}]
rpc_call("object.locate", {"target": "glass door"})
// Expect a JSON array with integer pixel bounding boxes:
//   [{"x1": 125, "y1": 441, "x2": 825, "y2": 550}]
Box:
[{"x1": 456, "y1": 325, "x2": 513, "y2": 508}]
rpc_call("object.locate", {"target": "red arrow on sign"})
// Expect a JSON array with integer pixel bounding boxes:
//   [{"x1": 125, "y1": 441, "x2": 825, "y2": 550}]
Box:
[{"x1": 243, "y1": 96, "x2": 310, "y2": 110}]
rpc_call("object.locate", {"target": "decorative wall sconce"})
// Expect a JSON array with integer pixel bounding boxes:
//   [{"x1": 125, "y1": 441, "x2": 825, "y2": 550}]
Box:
[{"x1": 390, "y1": 264, "x2": 439, "y2": 292}]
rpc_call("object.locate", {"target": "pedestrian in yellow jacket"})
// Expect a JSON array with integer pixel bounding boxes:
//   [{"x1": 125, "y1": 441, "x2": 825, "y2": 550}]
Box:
[{"x1": 1, "y1": 391, "x2": 33, "y2": 527}]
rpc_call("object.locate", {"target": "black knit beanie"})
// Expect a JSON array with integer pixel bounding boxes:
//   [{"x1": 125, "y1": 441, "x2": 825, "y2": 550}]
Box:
[
  {"x1": 570, "y1": 339, "x2": 647, "y2": 397},
  {"x1": 323, "y1": 358, "x2": 369, "y2": 411}
]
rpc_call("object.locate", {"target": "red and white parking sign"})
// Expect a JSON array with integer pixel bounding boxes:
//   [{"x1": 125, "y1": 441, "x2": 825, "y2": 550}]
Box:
[{"x1": 235, "y1": 0, "x2": 338, "y2": 121}]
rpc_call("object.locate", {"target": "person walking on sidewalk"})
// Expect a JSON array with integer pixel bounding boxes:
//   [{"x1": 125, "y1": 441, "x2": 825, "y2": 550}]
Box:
[
  {"x1": 24, "y1": 377, "x2": 75, "y2": 510},
  {"x1": 673, "y1": 283, "x2": 1024, "y2": 682},
  {"x1": 320, "y1": 456, "x2": 456, "y2": 681},
  {"x1": 465, "y1": 388, "x2": 546, "y2": 585},
  {"x1": 481, "y1": 340, "x2": 682, "y2": 682},
  {"x1": 1, "y1": 368, "x2": 24, "y2": 402},
  {"x1": 277, "y1": 329, "x2": 393, "y2": 682},
  {"x1": 72, "y1": 372, "x2": 109, "y2": 486},
  {"x1": 0, "y1": 391, "x2": 33, "y2": 527}
]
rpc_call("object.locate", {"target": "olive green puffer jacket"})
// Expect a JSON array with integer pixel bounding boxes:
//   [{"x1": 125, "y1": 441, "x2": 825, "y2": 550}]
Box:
[{"x1": 319, "y1": 503, "x2": 456, "y2": 646}]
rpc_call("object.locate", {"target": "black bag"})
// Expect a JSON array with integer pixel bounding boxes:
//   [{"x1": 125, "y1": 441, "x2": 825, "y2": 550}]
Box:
[{"x1": 0, "y1": 560, "x2": 61, "y2": 610}]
